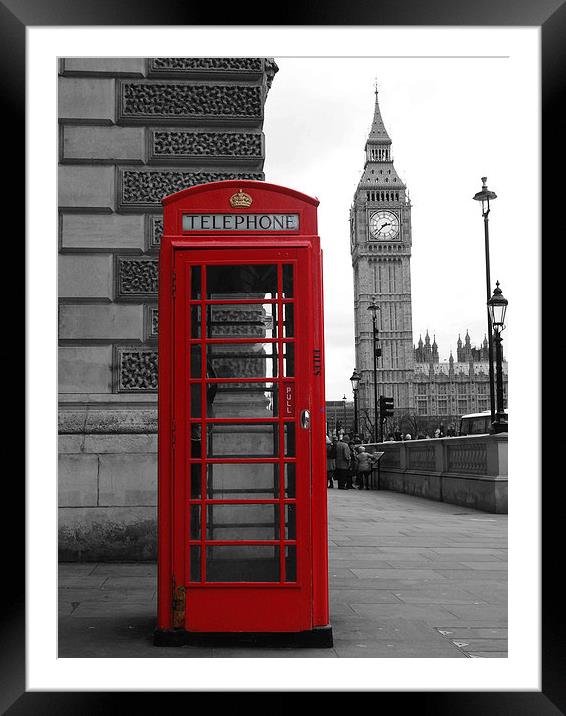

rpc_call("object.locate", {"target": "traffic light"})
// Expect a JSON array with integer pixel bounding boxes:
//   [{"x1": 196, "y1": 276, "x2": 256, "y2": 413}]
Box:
[
  {"x1": 379, "y1": 395, "x2": 394, "y2": 418},
  {"x1": 374, "y1": 345, "x2": 382, "y2": 358}
]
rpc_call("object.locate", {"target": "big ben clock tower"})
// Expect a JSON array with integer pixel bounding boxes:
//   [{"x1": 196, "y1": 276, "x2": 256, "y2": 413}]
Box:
[{"x1": 350, "y1": 87, "x2": 415, "y2": 430}]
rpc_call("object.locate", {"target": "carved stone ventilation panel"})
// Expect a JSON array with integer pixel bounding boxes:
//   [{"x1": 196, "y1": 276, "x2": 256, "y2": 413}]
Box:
[
  {"x1": 147, "y1": 58, "x2": 264, "y2": 75},
  {"x1": 116, "y1": 256, "x2": 158, "y2": 300},
  {"x1": 118, "y1": 81, "x2": 263, "y2": 124},
  {"x1": 144, "y1": 305, "x2": 158, "y2": 342},
  {"x1": 150, "y1": 130, "x2": 263, "y2": 162},
  {"x1": 147, "y1": 216, "x2": 163, "y2": 252},
  {"x1": 115, "y1": 346, "x2": 158, "y2": 393},
  {"x1": 119, "y1": 169, "x2": 263, "y2": 210}
]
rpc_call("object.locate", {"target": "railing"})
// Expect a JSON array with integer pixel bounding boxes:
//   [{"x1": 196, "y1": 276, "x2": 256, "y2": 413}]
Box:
[{"x1": 360, "y1": 434, "x2": 508, "y2": 513}]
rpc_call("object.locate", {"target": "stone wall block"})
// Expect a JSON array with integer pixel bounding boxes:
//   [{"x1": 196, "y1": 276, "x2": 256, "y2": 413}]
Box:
[
  {"x1": 59, "y1": 345, "x2": 113, "y2": 393},
  {"x1": 83, "y1": 433, "x2": 157, "y2": 454},
  {"x1": 58, "y1": 506, "x2": 157, "y2": 561},
  {"x1": 59, "y1": 454, "x2": 99, "y2": 506},
  {"x1": 98, "y1": 453, "x2": 157, "y2": 506},
  {"x1": 58, "y1": 435, "x2": 86, "y2": 454},
  {"x1": 58, "y1": 166, "x2": 115, "y2": 211},
  {"x1": 58, "y1": 254, "x2": 113, "y2": 300},
  {"x1": 61, "y1": 58, "x2": 146, "y2": 76},
  {"x1": 62, "y1": 126, "x2": 145, "y2": 163},
  {"x1": 59, "y1": 409, "x2": 158, "y2": 434},
  {"x1": 59, "y1": 304, "x2": 144, "y2": 341},
  {"x1": 60, "y1": 214, "x2": 145, "y2": 253},
  {"x1": 58, "y1": 77, "x2": 115, "y2": 123}
]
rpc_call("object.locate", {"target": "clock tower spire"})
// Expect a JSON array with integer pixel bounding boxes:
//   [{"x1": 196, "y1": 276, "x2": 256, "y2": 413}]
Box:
[{"x1": 350, "y1": 86, "x2": 415, "y2": 429}]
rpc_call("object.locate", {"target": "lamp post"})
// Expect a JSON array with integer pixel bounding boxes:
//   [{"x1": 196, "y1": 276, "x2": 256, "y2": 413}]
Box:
[
  {"x1": 473, "y1": 177, "x2": 497, "y2": 427},
  {"x1": 367, "y1": 297, "x2": 381, "y2": 443},
  {"x1": 487, "y1": 281, "x2": 508, "y2": 433},
  {"x1": 342, "y1": 394, "x2": 348, "y2": 436},
  {"x1": 350, "y1": 368, "x2": 361, "y2": 437}
]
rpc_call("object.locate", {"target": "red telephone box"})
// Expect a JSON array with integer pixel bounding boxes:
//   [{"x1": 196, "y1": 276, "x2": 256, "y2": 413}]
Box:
[{"x1": 154, "y1": 180, "x2": 332, "y2": 646}]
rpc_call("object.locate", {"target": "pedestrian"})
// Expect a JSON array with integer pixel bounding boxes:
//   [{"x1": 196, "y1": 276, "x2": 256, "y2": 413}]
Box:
[
  {"x1": 404, "y1": 433, "x2": 412, "y2": 440},
  {"x1": 434, "y1": 428, "x2": 441, "y2": 438},
  {"x1": 334, "y1": 434, "x2": 352, "y2": 489},
  {"x1": 326, "y1": 435, "x2": 336, "y2": 488},
  {"x1": 355, "y1": 445, "x2": 375, "y2": 490},
  {"x1": 348, "y1": 438, "x2": 357, "y2": 489}
]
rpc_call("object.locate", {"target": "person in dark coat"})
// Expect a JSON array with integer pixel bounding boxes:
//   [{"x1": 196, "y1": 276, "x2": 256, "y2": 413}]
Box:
[{"x1": 334, "y1": 436, "x2": 352, "y2": 489}]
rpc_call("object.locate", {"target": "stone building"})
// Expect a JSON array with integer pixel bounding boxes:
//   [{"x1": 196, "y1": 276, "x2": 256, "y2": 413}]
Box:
[
  {"x1": 325, "y1": 400, "x2": 355, "y2": 437},
  {"x1": 350, "y1": 88, "x2": 415, "y2": 422},
  {"x1": 412, "y1": 331, "x2": 508, "y2": 434},
  {"x1": 350, "y1": 88, "x2": 508, "y2": 438},
  {"x1": 58, "y1": 57, "x2": 278, "y2": 560}
]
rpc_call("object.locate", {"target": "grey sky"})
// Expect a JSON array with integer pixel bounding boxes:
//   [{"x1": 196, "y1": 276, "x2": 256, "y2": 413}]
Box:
[{"x1": 262, "y1": 54, "x2": 536, "y2": 400}]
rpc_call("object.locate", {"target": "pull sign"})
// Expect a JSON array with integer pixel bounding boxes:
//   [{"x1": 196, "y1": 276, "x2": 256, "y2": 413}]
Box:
[{"x1": 283, "y1": 383, "x2": 295, "y2": 417}]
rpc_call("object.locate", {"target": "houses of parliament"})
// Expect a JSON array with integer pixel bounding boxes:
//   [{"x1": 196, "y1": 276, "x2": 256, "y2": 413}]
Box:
[{"x1": 348, "y1": 88, "x2": 508, "y2": 436}]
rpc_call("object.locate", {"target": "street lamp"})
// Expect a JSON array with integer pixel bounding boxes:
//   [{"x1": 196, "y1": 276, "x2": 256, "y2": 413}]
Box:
[
  {"x1": 473, "y1": 177, "x2": 497, "y2": 426},
  {"x1": 367, "y1": 297, "x2": 381, "y2": 443},
  {"x1": 350, "y1": 368, "x2": 361, "y2": 437},
  {"x1": 487, "y1": 281, "x2": 508, "y2": 433},
  {"x1": 342, "y1": 394, "x2": 348, "y2": 436}
]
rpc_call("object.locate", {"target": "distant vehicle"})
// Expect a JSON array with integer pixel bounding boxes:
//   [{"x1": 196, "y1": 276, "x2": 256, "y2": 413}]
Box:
[{"x1": 459, "y1": 410, "x2": 508, "y2": 436}]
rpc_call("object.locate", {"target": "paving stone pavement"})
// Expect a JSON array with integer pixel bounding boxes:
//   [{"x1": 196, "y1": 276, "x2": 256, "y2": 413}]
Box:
[{"x1": 58, "y1": 489, "x2": 507, "y2": 658}]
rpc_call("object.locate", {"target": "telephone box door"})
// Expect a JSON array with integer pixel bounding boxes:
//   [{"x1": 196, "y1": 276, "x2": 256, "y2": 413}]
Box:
[{"x1": 173, "y1": 247, "x2": 313, "y2": 632}]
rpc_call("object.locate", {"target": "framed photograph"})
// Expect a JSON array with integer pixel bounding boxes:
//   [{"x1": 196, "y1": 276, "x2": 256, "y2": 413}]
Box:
[{"x1": 16, "y1": 0, "x2": 560, "y2": 708}]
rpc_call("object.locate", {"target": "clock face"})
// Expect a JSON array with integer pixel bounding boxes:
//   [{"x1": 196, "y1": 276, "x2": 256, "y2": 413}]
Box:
[{"x1": 369, "y1": 211, "x2": 400, "y2": 240}]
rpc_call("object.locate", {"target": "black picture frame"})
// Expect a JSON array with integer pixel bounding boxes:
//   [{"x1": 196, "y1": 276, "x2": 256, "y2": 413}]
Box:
[{"x1": 11, "y1": 0, "x2": 561, "y2": 710}]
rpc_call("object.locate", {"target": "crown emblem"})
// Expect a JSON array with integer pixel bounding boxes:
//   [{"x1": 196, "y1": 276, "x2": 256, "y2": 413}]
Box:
[{"x1": 229, "y1": 189, "x2": 253, "y2": 208}]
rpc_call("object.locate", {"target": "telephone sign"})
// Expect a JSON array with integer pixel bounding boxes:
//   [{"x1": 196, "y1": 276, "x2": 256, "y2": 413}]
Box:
[
  {"x1": 155, "y1": 180, "x2": 332, "y2": 647},
  {"x1": 182, "y1": 213, "x2": 300, "y2": 232}
]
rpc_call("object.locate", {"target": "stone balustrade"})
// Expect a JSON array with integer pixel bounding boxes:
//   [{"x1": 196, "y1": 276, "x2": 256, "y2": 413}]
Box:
[{"x1": 362, "y1": 434, "x2": 508, "y2": 513}]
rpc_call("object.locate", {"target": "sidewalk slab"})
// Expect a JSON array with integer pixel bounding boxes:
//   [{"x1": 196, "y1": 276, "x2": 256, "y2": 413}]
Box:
[{"x1": 58, "y1": 489, "x2": 507, "y2": 658}]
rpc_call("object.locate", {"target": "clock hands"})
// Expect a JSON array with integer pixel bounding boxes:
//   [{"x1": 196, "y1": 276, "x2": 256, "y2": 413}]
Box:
[{"x1": 378, "y1": 222, "x2": 390, "y2": 232}]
